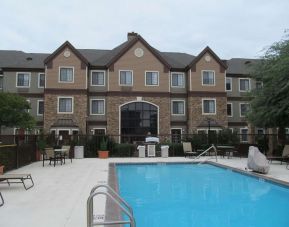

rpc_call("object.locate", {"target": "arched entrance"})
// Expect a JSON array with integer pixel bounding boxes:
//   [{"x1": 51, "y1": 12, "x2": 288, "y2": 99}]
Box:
[{"x1": 120, "y1": 101, "x2": 158, "y2": 142}]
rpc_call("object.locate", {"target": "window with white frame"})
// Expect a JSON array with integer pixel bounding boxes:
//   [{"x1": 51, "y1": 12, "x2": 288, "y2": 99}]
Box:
[
  {"x1": 38, "y1": 73, "x2": 45, "y2": 88},
  {"x1": 119, "y1": 70, "x2": 133, "y2": 86},
  {"x1": 37, "y1": 100, "x2": 44, "y2": 115},
  {"x1": 240, "y1": 128, "x2": 248, "y2": 142},
  {"x1": 227, "y1": 103, "x2": 232, "y2": 117},
  {"x1": 93, "y1": 128, "x2": 106, "y2": 135},
  {"x1": 0, "y1": 75, "x2": 3, "y2": 89},
  {"x1": 202, "y1": 99, "x2": 216, "y2": 114},
  {"x1": 58, "y1": 97, "x2": 73, "y2": 113},
  {"x1": 202, "y1": 71, "x2": 215, "y2": 85},
  {"x1": 226, "y1": 77, "x2": 232, "y2": 91},
  {"x1": 240, "y1": 103, "x2": 250, "y2": 117},
  {"x1": 171, "y1": 128, "x2": 182, "y2": 143},
  {"x1": 255, "y1": 81, "x2": 263, "y2": 90},
  {"x1": 91, "y1": 99, "x2": 105, "y2": 115},
  {"x1": 257, "y1": 128, "x2": 265, "y2": 135},
  {"x1": 172, "y1": 100, "x2": 185, "y2": 115},
  {"x1": 91, "y1": 71, "x2": 105, "y2": 86},
  {"x1": 59, "y1": 67, "x2": 74, "y2": 82},
  {"x1": 171, "y1": 73, "x2": 185, "y2": 87},
  {"x1": 16, "y1": 72, "x2": 30, "y2": 87},
  {"x1": 145, "y1": 71, "x2": 159, "y2": 86},
  {"x1": 239, "y1": 78, "x2": 250, "y2": 91}
]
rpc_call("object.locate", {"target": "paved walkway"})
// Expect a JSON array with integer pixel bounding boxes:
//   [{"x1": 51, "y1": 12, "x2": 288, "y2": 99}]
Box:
[{"x1": 0, "y1": 157, "x2": 288, "y2": 227}]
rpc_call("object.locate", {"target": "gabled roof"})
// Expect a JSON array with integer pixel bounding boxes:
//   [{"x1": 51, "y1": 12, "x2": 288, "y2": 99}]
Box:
[
  {"x1": 102, "y1": 34, "x2": 172, "y2": 70},
  {"x1": 44, "y1": 41, "x2": 89, "y2": 65},
  {"x1": 186, "y1": 46, "x2": 227, "y2": 71}
]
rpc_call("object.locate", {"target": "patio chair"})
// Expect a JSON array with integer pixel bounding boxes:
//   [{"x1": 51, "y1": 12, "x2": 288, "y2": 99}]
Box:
[
  {"x1": 183, "y1": 142, "x2": 197, "y2": 158},
  {"x1": 267, "y1": 145, "x2": 289, "y2": 164},
  {"x1": 0, "y1": 192, "x2": 4, "y2": 207},
  {"x1": 42, "y1": 148, "x2": 62, "y2": 167},
  {"x1": 0, "y1": 173, "x2": 34, "y2": 190},
  {"x1": 62, "y1": 145, "x2": 72, "y2": 163}
]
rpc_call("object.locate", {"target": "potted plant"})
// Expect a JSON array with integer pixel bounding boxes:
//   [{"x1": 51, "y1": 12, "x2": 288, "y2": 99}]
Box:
[{"x1": 98, "y1": 138, "x2": 109, "y2": 159}]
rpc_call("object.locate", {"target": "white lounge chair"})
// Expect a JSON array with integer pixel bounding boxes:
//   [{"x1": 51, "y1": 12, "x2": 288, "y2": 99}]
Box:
[{"x1": 183, "y1": 142, "x2": 197, "y2": 158}]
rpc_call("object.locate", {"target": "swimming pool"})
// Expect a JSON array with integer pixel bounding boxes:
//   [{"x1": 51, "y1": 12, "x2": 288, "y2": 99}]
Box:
[{"x1": 116, "y1": 163, "x2": 289, "y2": 227}]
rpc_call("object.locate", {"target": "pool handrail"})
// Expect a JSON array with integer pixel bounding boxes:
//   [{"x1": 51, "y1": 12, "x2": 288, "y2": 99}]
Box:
[{"x1": 193, "y1": 144, "x2": 218, "y2": 162}]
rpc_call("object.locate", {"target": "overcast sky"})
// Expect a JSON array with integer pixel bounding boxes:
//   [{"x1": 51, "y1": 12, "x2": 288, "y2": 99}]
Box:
[{"x1": 0, "y1": 0, "x2": 288, "y2": 59}]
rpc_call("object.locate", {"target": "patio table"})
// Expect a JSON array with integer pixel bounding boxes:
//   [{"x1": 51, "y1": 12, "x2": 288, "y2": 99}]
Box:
[
  {"x1": 54, "y1": 149, "x2": 68, "y2": 164},
  {"x1": 217, "y1": 146, "x2": 236, "y2": 159}
]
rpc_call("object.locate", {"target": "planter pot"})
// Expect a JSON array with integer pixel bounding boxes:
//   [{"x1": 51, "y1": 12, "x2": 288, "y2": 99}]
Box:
[
  {"x1": 74, "y1": 146, "x2": 84, "y2": 159},
  {"x1": 98, "y1": 150, "x2": 109, "y2": 159},
  {"x1": 0, "y1": 165, "x2": 4, "y2": 175}
]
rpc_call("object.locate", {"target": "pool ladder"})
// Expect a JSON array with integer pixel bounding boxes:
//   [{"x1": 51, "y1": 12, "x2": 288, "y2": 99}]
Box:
[
  {"x1": 193, "y1": 144, "x2": 218, "y2": 162},
  {"x1": 87, "y1": 184, "x2": 136, "y2": 227}
]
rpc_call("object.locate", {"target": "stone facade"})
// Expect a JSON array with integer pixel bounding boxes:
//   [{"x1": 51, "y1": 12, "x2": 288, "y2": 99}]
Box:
[
  {"x1": 106, "y1": 96, "x2": 171, "y2": 136},
  {"x1": 43, "y1": 93, "x2": 87, "y2": 134},
  {"x1": 187, "y1": 96, "x2": 228, "y2": 133}
]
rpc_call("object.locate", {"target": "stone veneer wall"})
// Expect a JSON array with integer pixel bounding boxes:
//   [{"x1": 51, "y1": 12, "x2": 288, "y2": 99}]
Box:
[
  {"x1": 106, "y1": 96, "x2": 171, "y2": 136},
  {"x1": 43, "y1": 93, "x2": 87, "y2": 134},
  {"x1": 187, "y1": 96, "x2": 228, "y2": 133}
]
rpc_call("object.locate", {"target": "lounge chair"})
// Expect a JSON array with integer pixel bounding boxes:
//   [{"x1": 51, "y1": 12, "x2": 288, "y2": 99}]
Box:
[
  {"x1": 183, "y1": 142, "x2": 197, "y2": 158},
  {"x1": 267, "y1": 145, "x2": 289, "y2": 164},
  {"x1": 0, "y1": 173, "x2": 34, "y2": 190},
  {"x1": 0, "y1": 192, "x2": 4, "y2": 207}
]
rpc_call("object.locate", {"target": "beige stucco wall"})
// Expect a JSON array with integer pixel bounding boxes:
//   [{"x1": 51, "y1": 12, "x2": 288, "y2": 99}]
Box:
[
  {"x1": 109, "y1": 41, "x2": 169, "y2": 92},
  {"x1": 45, "y1": 48, "x2": 87, "y2": 89},
  {"x1": 190, "y1": 54, "x2": 226, "y2": 92}
]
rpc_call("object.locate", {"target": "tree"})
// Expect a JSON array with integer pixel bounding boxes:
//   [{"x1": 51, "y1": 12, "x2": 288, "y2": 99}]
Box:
[
  {"x1": 0, "y1": 93, "x2": 35, "y2": 135},
  {"x1": 247, "y1": 31, "x2": 289, "y2": 143}
]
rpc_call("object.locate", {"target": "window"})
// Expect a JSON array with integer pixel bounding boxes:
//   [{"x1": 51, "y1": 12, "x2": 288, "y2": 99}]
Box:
[
  {"x1": 257, "y1": 128, "x2": 265, "y2": 135},
  {"x1": 226, "y1": 78, "x2": 232, "y2": 91},
  {"x1": 91, "y1": 71, "x2": 105, "y2": 86},
  {"x1": 171, "y1": 129, "x2": 182, "y2": 143},
  {"x1": 119, "y1": 70, "x2": 133, "y2": 86},
  {"x1": 202, "y1": 99, "x2": 216, "y2": 114},
  {"x1": 227, "y1": 103, "x2": 232, "y2": 117},
  {"x1": 0, "y1": 75, "x2": 3, "y2": 89},
  {"x1": 38, "y1": 73, "x2": 45, "y2": 88},
  {"x1": 240, "y1": 103, "x2": 250, "y2": 117},
  {"x1": 172, "y1": 100, "x2": 185, "y2": 115},
  {"x1": 59, "y1": 67, "x2": 74, "y2": 82},
  {"x1": 58, "y1": 97, "x2": 73, "y2": 113},
  {"x1": 239, "y1": 78, "x2": 250, "y2": 91},
  {"x1": 37, "y1": 100, "x2": 44, "y2": 115},
  {"x1": 93, "y1": 128, "x2": 106, "y2": 135},
  {"x1": 91, "y1": 99, "x2": 105, "y2": 115},
  {"x1": 240, "y1": 128, "x2": 248, "y2": 142},
  {"x1": 25, "y1": 100, "x2": 30, "y2": 113},
  {"x1": 202, "y1": 71, "x2": 215, "y2": 85},
  {"x1": 171, "y1": 73, "x2": 185, "y2": 87},
  {"x1": 16, "y1": 72, "x2": 30, "y2": 87},
  {"x1": 256, "y1": 81, "x2": 263, "y2": 90},
  {"x1": 145, "y1": 71, "x2": 159, "y2": 86}
]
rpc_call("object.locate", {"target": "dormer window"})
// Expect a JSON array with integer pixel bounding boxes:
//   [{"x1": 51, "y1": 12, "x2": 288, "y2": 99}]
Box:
[
  {"x1": 59, "y1": 67, "x2": 74, "y2": 83},
  {"x1": 202, "y1": 70, "x2": 215, "y2": 86}
]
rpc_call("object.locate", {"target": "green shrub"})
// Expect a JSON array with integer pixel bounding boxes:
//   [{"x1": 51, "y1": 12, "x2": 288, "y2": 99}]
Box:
[{"x1": 111, "y1": 143, "x2": 135, "y2": 157}]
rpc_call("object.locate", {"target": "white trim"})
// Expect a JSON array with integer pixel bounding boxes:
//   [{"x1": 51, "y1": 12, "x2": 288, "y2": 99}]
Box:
[
  {"x1": 239, "y1": 78, "x2": 251, "y2": 92},
  {"x1": 145, "y1": 71, "x2": 159, "y2": 86},
  {"x1": 201, "y1": 70, "x2": 215, "y2": 86},
  {"x1": 240, "y1": 127, "x2": 249, "y2": 143},
  {"x1": 57, "y1": 96, "x2": 74, "y2": 114},
  {"x1": 171, "y1": 128, "x2": 183, "y2": 142},
  {"x1": 90, "y1": 98, "x2": 105, "y2": 115},
  {"x1": 171, "y1": 72, "x2": 185, "y2": 88},
  {"x1": 171, "y1": 100, "x2": 186, "y2": 116},
  {"x1": 90, "y1": 70, "x2": 106, "y2": 86},
  {"x1": 189, "y1": 70, "x2": 192, "y2": 91},
  {"x1": 58, "y1": 66, "x2": 74, "y2": 83},
  {"x1": 225, "y1": 77, "x2": 232, "y2": 91},
  {"x1": 227, "y1": 102, "x2": 233, "y2": 117},
  {"x1": 16, "y1": 72, "x2": 31, "y2": 88},
  {"x1": 239, "y1": 102, "x2": 249, "y2": 117},
  {"x1": 119, "y1": 70, "x2": 133, "y2": 86},
  {"x1": 202, "y1": 98, "x2": 217, "y2": 115},
  {"x1": 37, "y1": 100, "x2": 44, "y2": 116},
  {"x1": 197, "y1": 128, "x2": 222, "y2": 134},
  {"x1": 91, "y1": 127, "x2": 106, "y2": 135},
  {"x1": 118, "y1": 100, "x2": 160, "y2": 142}
]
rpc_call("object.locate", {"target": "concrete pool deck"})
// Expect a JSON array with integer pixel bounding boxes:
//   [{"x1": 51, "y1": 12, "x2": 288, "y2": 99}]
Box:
[{"x1": 0, "y1": 157, "x2": 289, "y2": 227}]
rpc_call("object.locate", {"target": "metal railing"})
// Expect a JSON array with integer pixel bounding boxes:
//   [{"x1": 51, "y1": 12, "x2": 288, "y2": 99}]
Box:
[
  {"x1": 87, "y1": 184, "x2": 135, "y2": 227},
  {"x1": 193, "y1": 144, "x2": 218, "y2": 162}
]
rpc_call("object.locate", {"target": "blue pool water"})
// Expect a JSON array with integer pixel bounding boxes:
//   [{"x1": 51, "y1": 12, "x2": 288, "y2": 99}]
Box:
[{"x1": 116, "y1": 163, "x2": 289, "y2": 227}]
